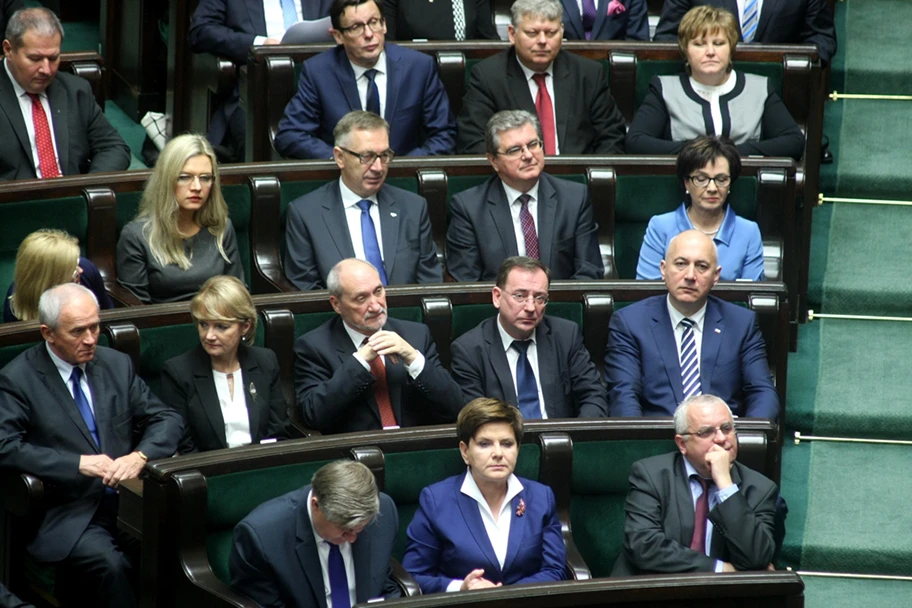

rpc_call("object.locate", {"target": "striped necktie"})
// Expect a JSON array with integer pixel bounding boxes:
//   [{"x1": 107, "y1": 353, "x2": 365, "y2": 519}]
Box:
[
  {"x1": 741, "y1": 0, "x2": 759, "y2": 43},
  {"x1": 680, "y1": 318, "x2": 702, "y2": 398}
]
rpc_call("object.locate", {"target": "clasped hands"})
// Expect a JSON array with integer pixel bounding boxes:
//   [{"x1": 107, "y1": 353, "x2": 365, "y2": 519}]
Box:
[
  {"x1": 460, "y1": 569, "x2": 502, "y2": 591},
  {"x1": 78, "y1": 452, "x2": 146, "y2": 488},
  {"x1": 358, "y1": 330, "x2": 418, "y2": 366}
]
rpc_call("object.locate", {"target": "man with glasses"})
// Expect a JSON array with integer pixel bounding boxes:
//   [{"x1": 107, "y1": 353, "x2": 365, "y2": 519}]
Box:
[
  {"x1": 456, "y1": 0, "x2": 625, "y2": 154},
  {"x1": 447, "y1": 110, "x2": 604, "y2": 283},
  {"x1": 284, "y1": 111, "x2": 442, "y2": 290},
  {"x1": 612, "y1": 394, "x2": 778, "y2": 575},
  {"x1": 451, "y1": 256, "x2": 607, "y2": 419},
  {"x1": 274, "y1": 0, "x2": 455, "y2": 159},
  {"x1": 604, "y1": 230, "x2": 779, "y2": 419}
]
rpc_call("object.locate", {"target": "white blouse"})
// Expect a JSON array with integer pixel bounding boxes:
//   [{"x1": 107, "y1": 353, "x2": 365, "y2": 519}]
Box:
[
  {"x1": 689, "y1": 70, "x2": 739, "y2": 137},
  {"x1": 212, "y1": 368, "x2": 252, "y2": 448}
]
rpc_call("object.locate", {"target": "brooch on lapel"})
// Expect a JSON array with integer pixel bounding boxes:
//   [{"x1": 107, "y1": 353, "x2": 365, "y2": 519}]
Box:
[{"x1": 516, "y1": 498, "x2": 526, "y2": 517}]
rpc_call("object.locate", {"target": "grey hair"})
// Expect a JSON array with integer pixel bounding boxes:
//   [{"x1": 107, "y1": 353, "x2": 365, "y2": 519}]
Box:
[
  {"x1": 6, "y1": 8, "x2": 64, "y2": 47},
  {"x1": 38, "y1": 283, "x2": 98, "y2": 330},
  {"x1": 311, "y1": 460, "x2": 380, "y2": 529},
  {"x1": 510, "y1": 0, "x2": 564, "y2": 28},
  {"x1": 333, "y1": 110, "x2": 390, "y2": 149},
  {"x1": 326, "y1": 258, "x2": 380, "y2": 299},
  {"x1": 674, "y1": 394, "x2": 731, "y2": 434},
  {"x1": 484, "y1": 110, "x2": 542, "y2": 156}
]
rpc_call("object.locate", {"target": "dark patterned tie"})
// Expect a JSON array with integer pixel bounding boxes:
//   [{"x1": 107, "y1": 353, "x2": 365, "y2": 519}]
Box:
[
  {"x1": 364, "y1": 69, "x2": 381, "y2": 115},
  {"x1": 582, "y1": 0, "x2": 597, "y2": 40},
  {"x1": 28, "y1": 93, "x2": 61, "y2": 178},
  {"x1": 690, "y1": 475, "x2": 709, "y2": 553},
  {"x1": 680, "y1": 318, "x2": 702, "y2": 398},
  {"x1": 517, "y1": 194, "x2": 539, "y2": 259}
]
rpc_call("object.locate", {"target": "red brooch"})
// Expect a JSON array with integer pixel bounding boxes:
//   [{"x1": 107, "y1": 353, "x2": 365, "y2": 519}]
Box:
[{"x1": 516, "y1": 498, "x2": 526, "y2": 517}]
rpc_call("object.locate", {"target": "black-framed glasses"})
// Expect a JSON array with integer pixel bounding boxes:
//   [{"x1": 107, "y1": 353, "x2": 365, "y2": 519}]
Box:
[
  {"x1": 338, "y1": 17, "x2": 385, "y2": 37},
  {"x1": 497, "y1": 139, "x2": 543, "y2": 159},
  {"x1": 688, "y1": 174, "x2": 731, "y2": 188},
  {"x1": 339, "y1": 147, "x2": 395, "y2": 165},
  {"x1": 507, "y1": 291, "x2": 549, "y2": 306},
  {"x1": 679, "y1": 422, "x2": 736, "y2": 440}
]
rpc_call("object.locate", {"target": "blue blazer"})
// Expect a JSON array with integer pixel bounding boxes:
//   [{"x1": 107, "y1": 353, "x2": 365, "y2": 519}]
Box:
[
  {"x1": 561, "y1": 0, "x2": 649, "y2": 41},
  {"x1": 402, "y1": 472, "x2": 566, "y2": 594},
  {"x1": 604, "y1": 295, "x2": 779, "y2": 419},
  {"x1": 274, "y1": 43, "x2": 456, "y2": 159}
]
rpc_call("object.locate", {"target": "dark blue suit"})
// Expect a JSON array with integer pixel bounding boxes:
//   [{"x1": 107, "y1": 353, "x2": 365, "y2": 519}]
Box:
[
  {"x1": 274, "y1": 43, "x2": 456, "y2": 159},
  {"x1": 402, "y1": 472, "x2": 566, "y2": 594},
  {"x1": 604, "y1": 295, "x2": 779, "y2": 419},
  {"x1": 561, "y1": 0, "x2": 648, "y2": 41}
]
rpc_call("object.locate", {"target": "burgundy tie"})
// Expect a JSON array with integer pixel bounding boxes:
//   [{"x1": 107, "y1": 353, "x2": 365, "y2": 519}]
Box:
[
  {"x1": 532, "y1": 73, "x2": 556, "y2": 155},
  {"x1": 361, "y1": 339, "x2": 398, "y2": 428},
  {"x1": 28, "y1": 93, "x2": 61, "y2": 178},
  {"x1": 690, "y1": 476, "x2": 709, "y2": 553},
  {"x1": 517, "y1": 194, "x2": 539, "y2": 259}
]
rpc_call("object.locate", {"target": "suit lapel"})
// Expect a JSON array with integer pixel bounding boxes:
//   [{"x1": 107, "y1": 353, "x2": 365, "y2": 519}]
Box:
[
  {"x1": 46, "y1": 80, "x2": 68, "y2": 174},
  {"x1": 245, "y1": 0, "x2": 267, "y2": 33},
  {"x1": 383, "y1": 45, "x2": 401, "y2": 122},
  {"x1": 591, "y1": 0, "x2": 610, "y2": 39},
  {"x1": 239, "y1": 346, "x2": 264, "y2": 440},
  {"x1": 331, "y1": 319, "x2": 382, "y2": 426},
  {"x1": 81, "y1": 359, "x2": 107, "y2": 453},
  {"x1": 506, "y1": 51, "x2": 537, "y2": 114},
  {"x1": 535, "y1": 176, "x2": 557, "y2": 269},
  {"x1": 352, "y1": 522, "x2": 373, "y2": 603},
  {"x1": 296, "y1": 492, "x2": 328, "y2": 608},
  {"x1": 700, "y1": 298, "x2": 724, "y2": 395},
  {"x1": 550, "y1": 54, "x2": 571, "y2": 151},
  {"x1": 188, "y1": 348, "x2": 228, "y2": 449},
  {"x1": 673, "y1": 454, "x2": 698, "y2": 548},
  {"x1": 561, "y1": 0, "x2": 585, "y2": 38},
  {"x1": 0, "y1": 65, "x2": 36, "y2": 175},
  {"x1": 455, "y1": 474, "x2": 501, "y2": 573},
  {"x1": 487, "y1": 180, "x2": 519, "y2": 257},
  {"x1": 333, "y1": 48, "x2": 362, "y2": 112},
  {"x1": 377, "y1": 188, "x2": 400, "y2": 281},
  {"x1": 754, "y1": 0, "x2": 780, "y2": 39},
  {"x1": 483, "y1": 318, "x2": 517, "y2": 404},
  {"x1": 649, "y1": 298, "x2": 685, "y2": 405},
  {"x1": 534, "y1": 319, "x2": 559, "y2": 416},
  {"x1": 323, "y1": 182, "x2": 358, "y2": 259},
  {"x1": 501, "y1": 491, "x2": 527, "y2": 574}
]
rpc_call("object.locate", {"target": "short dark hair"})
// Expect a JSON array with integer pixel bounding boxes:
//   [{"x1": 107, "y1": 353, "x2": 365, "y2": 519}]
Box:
[
  {"x1": 330, "y1": 0, "x2": 383, "y2": 31},
  {"x1": 495, "y1": 256, "x2": 551, "y2": 289},
  {"x1": 676, "y1": 136, "x2": 742, "y2": 186},
  {"x1": 457, "y1": 398, "x2": 524, "y2": 446}
]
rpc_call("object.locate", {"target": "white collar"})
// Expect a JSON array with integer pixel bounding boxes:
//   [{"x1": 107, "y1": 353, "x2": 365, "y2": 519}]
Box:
[
  {"x1": 496, "y1": 314, "x2": 537, "y2": 352},
  {"x1": 349, "y1": 50, "x2": 387, "y2": 80},
  {"x1": 338, "y1": 177, "x2": 379, "y2": 209},
  {"x1": 666, "y1": 295, "x2": 708, "y2": 329},
  {"x1": 460, "y1": 467, "x2": 524, "y2": 517}
]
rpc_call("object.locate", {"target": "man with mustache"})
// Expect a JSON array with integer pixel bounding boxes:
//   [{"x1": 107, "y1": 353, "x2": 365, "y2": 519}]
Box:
[{"x1": 293, "y1": 258, "x2": 464, "y2": 434}]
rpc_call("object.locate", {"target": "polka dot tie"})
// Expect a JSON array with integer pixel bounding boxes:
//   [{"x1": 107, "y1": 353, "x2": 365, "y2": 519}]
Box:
[{"x1": 28, "y1": 93, "x2": 61, "y2": 178}]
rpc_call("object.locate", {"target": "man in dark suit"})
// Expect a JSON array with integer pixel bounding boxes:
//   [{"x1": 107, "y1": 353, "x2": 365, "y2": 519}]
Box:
[
  {"x1": 284, "y1": 111, "x2": 442, "y2": 290},
  {"x1": 451, "y1": 256, "x2": 607, "y2": 419},
  {"x1": 294, "y1": 258, "x2": 463, "y2": 434},
  {"x1": 457, "y1": 0, "x2": 625, "y2": 155},
  {"x1": 447, "y1": 110, "x2": 604, "y2": 282},
  {"x1": 0, "y1": 583, "x2": 32, "y2": 608},
  {"x1": 604, "y1": 230, "x2": 779, "y2": 419},
  {"x1": 612, "y1": 394, "x2": 777, "y2": 575},
  {"x1": 273, "y1": 0, "x2": 455, "y2": 159},
  {"x1": 561, "y1": 0, "x2": 648, "y2": 41},
  {"x1": 654, "y1": 0, "x2": 836, "y2": 65},
  {"x1": 0, "y1": 8, "x2": 130, "y2": 180},
  {"x1": 0, "y1": 283, "x2": 183, "y2": 608},
  {"x1": 230, "y1": 460, "x2": 401, "y2": 607}
]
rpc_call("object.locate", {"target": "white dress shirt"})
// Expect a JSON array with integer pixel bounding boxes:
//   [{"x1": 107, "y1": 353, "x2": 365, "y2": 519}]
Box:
[
  {"x1": 500, "y1": 180, "x2": 541, "y2": 258},
  {"x1": 341, "y1": 319, "x2": 426, "y2": 378},
  {"x1": 5, "y1": 60, "x2": 62, "y2": 178},
  {"x1": 350, "y1": 51, "x2": 388, "y2": 117},
  {"x1": 496, "y1": 316, "x2": 547, "y2": 418},
  {"x1": 254, "y1": 0, "x2": 303, "y2": 43},
  {"x1": 666, "y1": 296, "x2": 707, "y2": 366},
  {"x1": 515, "y1": 58, "x2": 560, "y2": 154},
  {"x1": 306, "y1": 489, "x2": 357, "y2": 608},
  {"x1": 212, "y1": 368, "x2": 252, "y2": 447},
  {"x1": 682, "y1": 458, "x2": 738, "y2": 572},
  {"x1": 689, "y1": 70, "x2": 738, "y2": 137},
  {"x1": 339, "y1": 177, "x2": 385, "y2": 263},
  {"x1": 46, "y1": 343, "x2": 94, "y2": 414}
]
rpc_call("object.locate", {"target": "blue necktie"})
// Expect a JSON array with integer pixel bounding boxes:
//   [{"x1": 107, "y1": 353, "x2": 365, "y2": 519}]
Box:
[
  {"x1": 741, "y1": 0, "x2": 759, "y2": 43},
  {"x1": 680, "y1": 318, "x2": 702, "y2": 398},
  {"x1": 364, "y1": 69, "x2": 381, "y2": 115},
  {"x1": 70, "y1": 367, "x2": 99, "y2": 447},
  {"x1": 356, "y1": 199, "x2": 388, "y2": 285},
  {"x1": 280, "y1": 0, "x2": 298, "y2": 30},
  {"x1": 327, "y1": 543, "x2": 351, "y2": 608},
  {"x1": 512, "y1": 340, "x2": 541, "y2": 419}
]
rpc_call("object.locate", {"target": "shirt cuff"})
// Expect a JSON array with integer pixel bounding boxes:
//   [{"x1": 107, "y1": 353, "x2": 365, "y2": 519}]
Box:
[
  {"x1": 406, "y1": 351, "x2": 425, "y2": 378},
  {"x1": 714, "y1": 559, "x2": 725, "y2": 573},
  {"x1": 446, "y1": 579, "x2": 463, "y2": 592},
  {"x1": 253, "y1": 35, "x2": 267, "y2": 46},
  {"x1": 716, "y1": 483, "x2": 739, "y2": 504},
  {"x1": 352, "y1": 352, "x2": 370, "y2": 372}
]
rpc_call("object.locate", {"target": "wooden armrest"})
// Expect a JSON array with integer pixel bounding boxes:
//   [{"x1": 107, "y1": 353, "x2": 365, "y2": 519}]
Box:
[
  {"x1": 0, "y1": 471, "x2": 45, "y2": 516},
  {"x1": 286, "y1": 407, "x2": 322, "y2": 438},
  {"x1": 564, "y1": 535, "x2": 591, "y2": 581},
  {"x1": 106, "y1": 283, "x2": 145, "y2": 307},
  {"x1": 390, "y1": 558, "x2": 421, "y2": 597}
]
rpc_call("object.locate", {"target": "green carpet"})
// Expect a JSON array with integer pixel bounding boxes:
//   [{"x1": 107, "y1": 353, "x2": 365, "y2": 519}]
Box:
[
  {"x1": 782, "y1": 322, "x2": 820, "y2": 436},
  {"x1": 801, "y1": 576, "x2": 912, "y2": 608},
  {"x1": 777, "y1": 440, "x2": 812, "y2": 570},
  {"x1": 842, "y1": 0, "x2": 912, "y2": 96},
  {"x1": 104, "y1": 101, "x2": 147, "y2": 170}
]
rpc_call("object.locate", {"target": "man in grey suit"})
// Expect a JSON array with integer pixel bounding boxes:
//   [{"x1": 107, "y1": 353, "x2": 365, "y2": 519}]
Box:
[
  {"x1": 612, "y1": 394, "x2": 778, "y2": 576},
  {"x1": 284, "y1": 110, "x2": 442, "y2": 290},
  {"x1": 0, "y1": 283, "x2": 183, "y2": 607},
  {"x1": 230, "y1": 460, "x2": 401, "y2": 608},
  {"x1": 0, "y1": 8, "x2": 130, "y2": 180},
  {"x1": 447, "y1": 110, "x2": 604, "y2": 282},
  {"x1": 451, "y1": 256, "x2": 607, "y2": 419}
]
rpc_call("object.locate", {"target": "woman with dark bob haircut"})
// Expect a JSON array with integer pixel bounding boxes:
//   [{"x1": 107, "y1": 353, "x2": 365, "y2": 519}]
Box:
[
  {"x1": 402, "y1": 398, "x2": 566, "y2": 594},
  {"x1": 637, "y1": 136, "x2": 764, "y2": 281}
]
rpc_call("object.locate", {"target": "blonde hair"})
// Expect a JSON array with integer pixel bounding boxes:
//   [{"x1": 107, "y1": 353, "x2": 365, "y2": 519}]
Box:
[
  {"x1": 10, "y1": 229, "x2": 80, "y2": 322},
  {"x1": 678, "y1": 6, "x2": 739, "y2": 65},
  {"x1": 135, "y1": 134, "x2": 231, "y2": 270},
  {"x1": 190, "y1": 275, "x2": 257, "y2": 343}
]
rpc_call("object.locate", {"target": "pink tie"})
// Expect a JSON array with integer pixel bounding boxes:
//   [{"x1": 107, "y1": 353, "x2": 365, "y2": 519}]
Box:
[
  {"x1": 532, "y1": 74, "x2": 556, "y2": 155},
  {"x1": 28, "y1": 93, "x2": 61, "y2": 178},
  {"x1": 690, "y1": 476, "x2": 709, "y2": 553}
]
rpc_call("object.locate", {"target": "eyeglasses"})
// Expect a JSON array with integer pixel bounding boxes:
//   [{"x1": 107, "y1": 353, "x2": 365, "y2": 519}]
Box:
[
  {"x1": 688, "y1": 174, "x2": 731, "y2": 188},
  {"x1": 339, "y1": 147, "x2": 395, "y2": 165},
  {"x1": 338, "y1": 17, "x2": 385, "y2": 37},
  {"x1": 497, "y1": 139, "x2": 543, "y2": 159},
  {"x1": 177, "y1": 173, "x2": 214, "y2": 186},
  {"x1": 679, "y1": 422, "x2": 736, "y2": 440},
  {"x1": 507, "y1": 291, "x2": 549, "y2": 306}
]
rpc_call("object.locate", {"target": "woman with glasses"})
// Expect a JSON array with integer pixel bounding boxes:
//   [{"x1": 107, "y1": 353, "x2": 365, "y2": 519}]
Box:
[
  {"x1": 160, "y1": 276, "x2": 289, "y2": 453},
  {"x1": 625, "y1": 6, "x2": 803, "y2": 160},
  {"x1": 636, "y1": 136, "x2": 764, "y2": 281},
  {"x1": 116, "y1": 134, "x2": 244, "y2": 303},
  {"x1": 4, "y1": 229, "x2": 113, "y2": 322}
]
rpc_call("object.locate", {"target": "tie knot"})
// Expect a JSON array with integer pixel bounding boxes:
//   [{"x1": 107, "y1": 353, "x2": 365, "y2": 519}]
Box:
[
  {"x1": 70, "y1": 367, "x2": 83, "y2": 383},
  {"x1": 27, "y1": 92, "x2": 40, "y2": 102},
  {"x1": 356, "y1": 199, "x2": 372, "y2": 213},
  {"x1": 681, "y1": 318, "x2": 695, "y2": 330},
  {"x1": 517, "y1": 193, "x2": 531, "y2": 208},
  {"x1": 512, "y1": 340, "x2": 531, "y2": 354},
  {"x1": 532, "y1": 73, "x2": 548, "y2": 87},
  {"x1": 691, "y1": 474, "x2": 709, "y2": 491},
  {"x1": 364, "y1": 68, "x2": 378, "y2": 82}
]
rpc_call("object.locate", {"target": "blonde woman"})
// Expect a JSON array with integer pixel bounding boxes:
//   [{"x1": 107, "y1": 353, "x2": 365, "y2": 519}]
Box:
[
  {"x1": 116, "y1": 134, "x2": 244, "y2": 303},
  {"x1": 5, "y1": 229, "x2": 112, "y2": 322}
]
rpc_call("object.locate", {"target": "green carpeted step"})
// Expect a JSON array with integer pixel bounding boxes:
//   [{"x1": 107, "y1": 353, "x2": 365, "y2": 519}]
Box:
[
  {"x1": 778, "y1": 440, "x2": 812, "y2": 570},
  {"x1": 806, "y1": 203, "x2": 833, "y2": 313},
  {"x1": 783, "y1": 322, "x2": 821, "y2": 438},
  {"x1": 800, "y1": 576, "x2": 912, "y2": 608},
  {"x1": 840, "y1": 0, "x2": 912, "y2": 97}
]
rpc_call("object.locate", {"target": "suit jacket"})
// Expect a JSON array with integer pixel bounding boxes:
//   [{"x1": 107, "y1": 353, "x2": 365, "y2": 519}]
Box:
[
  {"x1": 604, "y1": 295, "x2": 779, "y2": 419},
  {"x1": 401, "y1": 472, "x2": 566, "y2": 593},
  {"x1": 450, "y1": 316, "x2": 607, "y2": 418},
  {"x1": 0, "y1": 66, "x2": 131, "y2": 181},
  {"x1": 384, "y1": 0, "x2": 499, "y2": 41},
  {"x1": 0, "y1": 345, "x2": 182, "y2": 562},
  {"x1": 654, "y1": 0, "x2": 836, "y2": 65},
  {"x1": 294, "y1": 316, "x2": 464, "y2": 434},
  {"x1": 284, "y1": 180, "x2": 442, "y2": 290},
  {"x1": 189, "y1": 0, "x2": 335, "y2": 65},
  {"x1": 561, "y1": 0, "x2": 649, "y2": 41},
  {"x1": 159, "y1": 344, "x2": 290, "y2": 453},
  {"x1": 0, "y1": 582, "x2": 32, "y2": 608},
  {"x1": 612, "y1": 451, "x2": 777, "y2": 575},
  {"x1": 456, "y1": 48, "x2": 626, "y2": 154},
  {"x1": 274, "y1": 43, "x2": 456, "y2": 159},
  {"x1": 229, "y1": 485, "x2": 401, "y2": 608},
  {"x1": 446, "y1": 172, "x2": 604, "y2": 281}
]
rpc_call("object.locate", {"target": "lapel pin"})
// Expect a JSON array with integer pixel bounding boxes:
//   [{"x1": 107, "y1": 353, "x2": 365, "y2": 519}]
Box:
[
  {"x1": 390, "y1": 212, "x2": 397, "y2": 217},
  {"x1": 714, "y1": 328, "x2": 721, "y2": 334},
  {"x1": 515, "y1": 498, "x2": 526, "y2": 517}
]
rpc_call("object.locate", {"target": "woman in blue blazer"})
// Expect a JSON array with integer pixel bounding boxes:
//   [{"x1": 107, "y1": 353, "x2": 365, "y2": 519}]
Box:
[{"x1": 402, "y1": 398, "x2": 566, "y2": 594}]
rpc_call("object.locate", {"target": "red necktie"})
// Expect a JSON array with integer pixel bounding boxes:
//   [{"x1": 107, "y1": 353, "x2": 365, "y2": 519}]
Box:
[
  {"x1": 28, "y1": 93, "x2": 61, "y2": 178},
  {"x1": 690, "y1": 476, "x2": 709, "y2": 553},
  {"x1": 362, "y1": 339, "x2": 397, "y2": 428},
  {"x1": 517, "y1": 194, "x2": 539, "y2": 259},
  {"x1": 532, "y1": 73, "x2": 556, "y2": 155}
]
